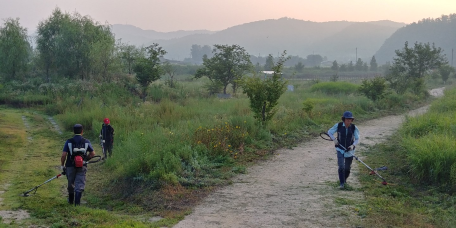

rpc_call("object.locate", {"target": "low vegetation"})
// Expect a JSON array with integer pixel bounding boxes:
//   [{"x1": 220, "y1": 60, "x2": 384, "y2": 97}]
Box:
[{"x1": 356, "y1": 86, "x2": 456, "y2": 228}]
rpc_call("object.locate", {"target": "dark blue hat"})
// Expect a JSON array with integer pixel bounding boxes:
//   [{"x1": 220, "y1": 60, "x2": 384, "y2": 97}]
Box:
[
  {"x1": 73, "y1": 124, "x2": 83, "y2": 134},
  {"x1": 343, "y1": 111, "x2": 354, "y2": 119}
]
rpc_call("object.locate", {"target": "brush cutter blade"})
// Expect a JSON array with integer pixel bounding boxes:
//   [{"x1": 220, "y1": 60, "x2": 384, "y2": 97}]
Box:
[{"x1": 382, "y1": 181, "x2": 388, "y2": 185}]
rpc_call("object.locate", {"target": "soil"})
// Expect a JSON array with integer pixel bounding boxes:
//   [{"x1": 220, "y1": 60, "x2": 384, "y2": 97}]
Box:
[{"x1": 174, "y1": 88, "x2": 444, "y2": 228}]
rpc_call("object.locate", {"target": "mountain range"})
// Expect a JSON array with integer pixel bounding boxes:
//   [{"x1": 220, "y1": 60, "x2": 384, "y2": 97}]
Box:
[
  {"x1": 112, "y1": 18, "x2": 405, "y2": 63},
  {"x1": 374, "y1": 14, "x2": 456, "y2": 64},
  {"x1": 112, "y1": 15, "x2": 456, "y2": 65}
]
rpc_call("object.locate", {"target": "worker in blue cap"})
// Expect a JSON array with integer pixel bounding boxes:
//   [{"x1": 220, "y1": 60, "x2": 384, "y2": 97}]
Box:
[{"x1": 327, "y1": 111, "x2": 360, "y2": 189}]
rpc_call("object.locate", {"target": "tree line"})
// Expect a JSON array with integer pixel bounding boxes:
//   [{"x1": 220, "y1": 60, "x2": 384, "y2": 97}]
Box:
[{"x1": 1, "y1": 8, "x2": 455, "y2": 107}]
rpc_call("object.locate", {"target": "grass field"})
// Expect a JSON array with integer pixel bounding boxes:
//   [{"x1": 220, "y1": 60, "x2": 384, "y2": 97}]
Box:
[{"x1": 0, "y1": 75, "x2": 450, "y2": 227}]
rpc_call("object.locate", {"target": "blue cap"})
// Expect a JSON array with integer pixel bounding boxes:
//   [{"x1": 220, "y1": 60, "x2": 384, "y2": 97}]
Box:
[{"x1": 343, "y1": 111, "x2": 354, "y2": 119}]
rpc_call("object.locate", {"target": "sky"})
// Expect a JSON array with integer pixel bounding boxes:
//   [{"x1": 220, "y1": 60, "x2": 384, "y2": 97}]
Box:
[{"x1": 0, "y1": 0, "x2": 455, "y2": 32}]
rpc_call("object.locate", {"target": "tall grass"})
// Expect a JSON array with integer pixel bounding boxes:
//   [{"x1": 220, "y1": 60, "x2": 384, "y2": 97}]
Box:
[
  {"x1": 399, "y1": 87, "x2": 456, "y2": 188},
  {"x1": 0, "y1": 75, "x2": 430, "y2": 190},
  {"x1": 310, "y1": 81, "x2": 359, "y2": 95}
]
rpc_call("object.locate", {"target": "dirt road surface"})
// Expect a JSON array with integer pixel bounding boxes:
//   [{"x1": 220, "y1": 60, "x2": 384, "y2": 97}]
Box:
[{"x1": 174, "y1": 88, "x2": 444, "y2": 228}]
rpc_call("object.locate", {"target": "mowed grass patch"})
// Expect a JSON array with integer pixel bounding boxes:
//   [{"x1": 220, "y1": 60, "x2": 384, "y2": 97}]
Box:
[
  {"x1": 0, "y1": 108, "x2": 156, "y2": 227},
  {"x1": 0, "y1": 108, "x2": 28, "y2": 209}
]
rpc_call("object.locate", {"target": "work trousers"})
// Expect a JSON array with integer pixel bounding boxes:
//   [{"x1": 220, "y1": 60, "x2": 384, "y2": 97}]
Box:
[
  {"x1": 66, "y1": 166, "x2": 87, "y2": 193},
  {"x1": 337, "y1": 151, "x2": 353, "y2": 184}
]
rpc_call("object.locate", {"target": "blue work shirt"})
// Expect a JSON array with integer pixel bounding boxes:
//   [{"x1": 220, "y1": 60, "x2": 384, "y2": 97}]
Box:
[
  {"x1": 62, "y1": 135, "x2": 94, "y2": 167},
  {"x1": 327, "y1": 123, "x2": 360, "y2": 157}
]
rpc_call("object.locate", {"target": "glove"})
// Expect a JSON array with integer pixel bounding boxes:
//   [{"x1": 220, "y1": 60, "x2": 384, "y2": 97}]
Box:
[
  {"x1": 348, "y1": 145, "x2": 355, "y2": 151},
  {"x1": 333, "y1": 140, "x2": 339, "y2": 146},
  {"x1": 61, "y1": 166, "x2": 66, "y2": 175}
]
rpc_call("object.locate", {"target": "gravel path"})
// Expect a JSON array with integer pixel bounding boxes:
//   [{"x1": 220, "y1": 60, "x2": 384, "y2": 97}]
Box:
[{"x1": 174, "y1": 88, "x2": 444, "y2": 228}]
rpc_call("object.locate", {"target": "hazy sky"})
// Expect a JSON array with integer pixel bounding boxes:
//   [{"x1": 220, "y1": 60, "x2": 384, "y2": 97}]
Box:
[{"x1": 1, "y1": 0, "x2": 455, "y2": 32}]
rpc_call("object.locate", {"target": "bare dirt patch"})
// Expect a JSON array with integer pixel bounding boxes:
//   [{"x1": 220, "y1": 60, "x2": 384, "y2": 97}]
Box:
[
  {"x1": 174, "y1": 88, "x2": 444, "y2": 228},
  {"x1": 0, "y1": 210, "x2": 30, "y2": 224}
]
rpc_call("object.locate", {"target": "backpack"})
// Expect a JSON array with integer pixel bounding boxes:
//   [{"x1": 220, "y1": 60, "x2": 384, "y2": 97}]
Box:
[{"x1": 68, "y1": 138, "x2": 89, "y2": 168}]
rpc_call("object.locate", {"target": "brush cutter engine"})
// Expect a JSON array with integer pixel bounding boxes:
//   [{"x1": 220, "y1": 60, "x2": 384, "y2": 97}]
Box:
[{"x1": 72, "y1": 148, "x2": 86, "y2": 168}]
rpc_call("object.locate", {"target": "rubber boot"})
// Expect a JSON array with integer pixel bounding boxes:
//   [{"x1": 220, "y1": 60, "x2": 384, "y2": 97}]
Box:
[
  {"x1": 338, "y1": 168, "x2": 345, "y2": 183},
  {"x1": 68, "y1": 193, "x2": 74, "y2": 204},
  {"x1": 345, "y1": 170, "x2": 351, "y2": 182},
  {"x1": 75, "y1": 192, "x2": 82, "y2": 206}
]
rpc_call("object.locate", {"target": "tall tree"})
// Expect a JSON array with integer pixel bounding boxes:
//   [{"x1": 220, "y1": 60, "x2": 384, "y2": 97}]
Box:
[
  {"x1": 355, "y1": 58, "x2": 363, "y2": 71},
  {"x1": 264, "y1": 54, "x2": 274, "y2": 71},
  {"x1": 133, "y1": 43, "x2": 166, "y2": 102},
  {"x1": 348, "y1": 61, "x2": 355, "y2": 71},
  {"x1": 363, "y1": 62, "x2": 369, "y2": 71},
  {"x1": 0, "y1": 18, "x2": 30, "y2": 79},
  {"x1": 386, "y1": 41, "x2": 447, "y2": 94},
  {"x1": 90, "y1": 26, "x2": 117, "y2": 81},
  {"x1": 191, "y1": 44, "x2": 212, "y2": 63},
  {"x1": 439, "y1": 64, "x2": 455, "y2": 84},
  {"x1": 36, "y1": 8, "x2": 66, "y2": 82},
  {"x1": 331, "y1": 60, "x2": 339, "y2": 71},
  {"x1": 370, "y1": 56, "x2": 378, "y2": 71},
  {"x1": 195, "y1": 44, "x2": 252, "y2": 94},
  {"x1": 37, "y1": 8, "x2": 116, "y2": 81},
  {"x1": 339, "y1": 64, "x2": 347, "y2": 72},
  {"x1": 254, "y1": 62, "x2": 262, "y2": 72},
  {"x1": 120, "y1": 43, "x2": 143, "y2": 74},
  {"x1": 294, "y1": 62, "x2": 304, "y2": 72},
  {"x1": 306, "y1": 54, "x2": 323, "y2": 67}
]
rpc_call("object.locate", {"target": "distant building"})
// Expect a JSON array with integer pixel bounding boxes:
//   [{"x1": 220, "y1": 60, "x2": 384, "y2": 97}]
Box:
[
  {"x1": 260, "y1": 71, "x2": 283, "y2": 79},
  {"x1": 261, "y1": 71, "x2": 275, "y2": 75}
]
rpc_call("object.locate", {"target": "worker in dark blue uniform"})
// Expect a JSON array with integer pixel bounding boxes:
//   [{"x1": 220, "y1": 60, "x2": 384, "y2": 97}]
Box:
[{"x1": 61, "y1": 124, "x2": 95, "y2": 205}]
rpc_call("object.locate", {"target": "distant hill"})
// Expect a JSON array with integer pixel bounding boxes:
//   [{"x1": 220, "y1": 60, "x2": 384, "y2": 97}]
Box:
[
  {"x1": 111, "y1": 24, "x2": 216, "y2": 46},
  {"x1": 374, "y1": 14, "x2": 456, "y2": 64},
  {"x1": 113, "y1": 18, "x2": 405, "y2": 63}
]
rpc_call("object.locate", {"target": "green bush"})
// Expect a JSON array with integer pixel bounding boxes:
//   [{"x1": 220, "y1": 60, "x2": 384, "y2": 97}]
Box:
[
  {"x1": 358, "y1": 77, "x2": 387, "y2": 101},
  {"x1": 302, "y1": 99, "x2": 315, "y2": 116}
]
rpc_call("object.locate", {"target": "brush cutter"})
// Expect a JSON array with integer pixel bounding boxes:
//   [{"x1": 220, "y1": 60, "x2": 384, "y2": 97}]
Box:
[
  {"x1": 99, "y1": 135, "x2": 106, "y2": 160},
  {"x1": 21, "y1": 155, "x2": 102, "y2": 197},
  {"x1": 320, "y1": 132, "x2": 388, "y2": 185}
]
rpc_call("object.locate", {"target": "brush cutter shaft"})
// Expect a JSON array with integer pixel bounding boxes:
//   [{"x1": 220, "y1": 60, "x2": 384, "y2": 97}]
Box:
[
  {"x1": 347, "y1": 151, "x2": 387, "y2": 182},
  {"x1": 22, "y1": 174, "x2": 62, "y2": 196}
]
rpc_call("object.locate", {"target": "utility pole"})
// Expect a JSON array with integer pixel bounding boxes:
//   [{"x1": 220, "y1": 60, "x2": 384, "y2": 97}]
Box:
[
  {"x1": 356, "y1": 48, "x2": 357, "y2": 61},
  {"x1": 452, "y1": 49, "x2": 454, "y2": 67}
]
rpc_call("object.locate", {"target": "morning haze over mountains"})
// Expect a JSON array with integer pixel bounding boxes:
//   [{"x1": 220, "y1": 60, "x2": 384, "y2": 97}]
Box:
[{"x1": 112, "y1": 15, "x2": 456, "y2": 65}]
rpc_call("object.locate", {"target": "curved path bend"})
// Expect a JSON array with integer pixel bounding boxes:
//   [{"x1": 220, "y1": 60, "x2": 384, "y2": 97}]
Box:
[{"x1": 174, "y1": 88, "x2": 443, "y2": 228}]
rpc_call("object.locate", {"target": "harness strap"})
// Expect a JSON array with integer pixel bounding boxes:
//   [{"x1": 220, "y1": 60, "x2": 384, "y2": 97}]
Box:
[{"x1": 68, "y1": 140, "x2": 89, "y2": 156}]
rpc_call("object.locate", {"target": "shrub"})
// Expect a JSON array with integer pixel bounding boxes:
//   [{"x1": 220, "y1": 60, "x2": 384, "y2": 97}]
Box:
[
  {"x1": 302, "y1": 99, "x2": 315, "y2": 116},
  {"x1": 193, "y1": 123, "x2": 248, "y2": 158},
  {"x1": 358, "y1": 77, "x2": 387, "y2": 101}
]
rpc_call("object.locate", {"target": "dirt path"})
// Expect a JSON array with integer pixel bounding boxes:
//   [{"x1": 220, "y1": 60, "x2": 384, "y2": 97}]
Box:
[{"x1": 174, "y1": 88, "x2": 444, "y2": 228}]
